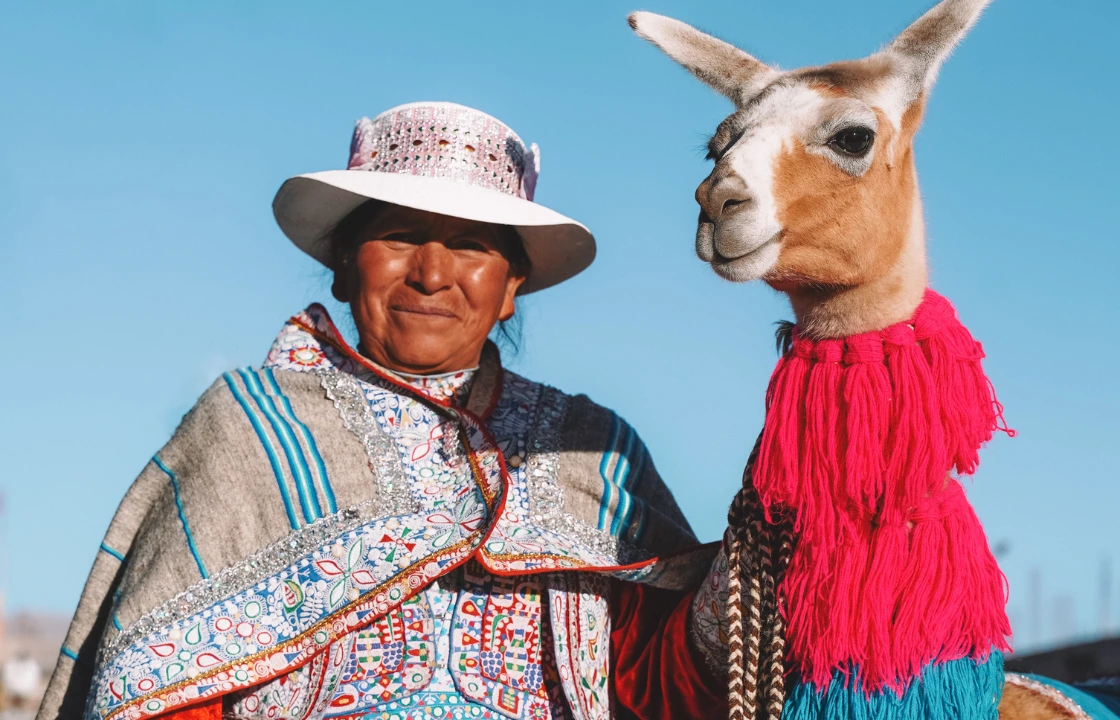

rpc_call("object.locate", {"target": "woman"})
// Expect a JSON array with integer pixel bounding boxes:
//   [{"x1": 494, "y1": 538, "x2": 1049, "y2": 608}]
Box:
[{"x1": 38, "y1": 103, "x2": 728, "y2": 720}]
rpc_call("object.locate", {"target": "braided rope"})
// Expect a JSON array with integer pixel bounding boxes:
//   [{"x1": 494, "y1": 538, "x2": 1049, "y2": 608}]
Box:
[
  {"x1": 745, "y1": 521, "x2": 764, "y2": 711},
  {"x1": 758, "y1": 521, "x2": 784, "y2": 720},
  {"x1": 726, "y1": 537, "x2": 751, "y2": 720},
  {"x1": 726, "y1": 440, "x2": 794, "y2": 720}
]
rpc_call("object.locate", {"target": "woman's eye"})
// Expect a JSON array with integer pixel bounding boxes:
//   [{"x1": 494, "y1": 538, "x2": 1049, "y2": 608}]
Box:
[
  {"x1": 449, "y1": 239, "x2": 489, "y2": 253},
  {"x1": 828, "y1": 127, "x2": 875, "y2": 157},
  {"x1": 375, "y1": 233, "x2": 415, "y2": 245}
]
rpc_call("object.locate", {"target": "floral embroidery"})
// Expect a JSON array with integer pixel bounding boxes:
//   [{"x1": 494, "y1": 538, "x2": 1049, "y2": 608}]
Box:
[
  {"x1": 227, "y1": 638, "x2": 347, "y2": 719},
  {"x1": 395, "y1": 369, "x2": 476, "y2": 405},
  {"x1": 362, "y1": 379, "x2": 476, "y2": 514},
  {"x1": 326, "y1": 593, "x2": 436, "y2": 709},
  {"x1": 689, "y1": 544, "x2": 730, "y2": 677},
  {"x1": 90, "y1": 511, "x2": 485, "y2": 719},
  {"x1": 89, "y1": 306, "x2": 666, "y2": 720},
  {"x1": 548, "y1": 576, "x2": 612, "y2": 720},
  {"x1": 450, "y1": 563, "x2": 551, "y2": 720}
]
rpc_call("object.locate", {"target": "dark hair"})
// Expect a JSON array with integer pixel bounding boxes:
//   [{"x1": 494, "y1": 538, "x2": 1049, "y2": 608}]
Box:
[{"x1": 327, "y1": 199, "x2": 531, "y2": 354}]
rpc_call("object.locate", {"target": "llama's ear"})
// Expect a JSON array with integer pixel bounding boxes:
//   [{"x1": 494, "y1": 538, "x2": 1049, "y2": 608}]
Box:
[
  {"x1": 629, "y1": 12, "x2": 776, "y2": 106},
  {"x1": 885, "y1": 0, "x2": 993, "y2": 98}
]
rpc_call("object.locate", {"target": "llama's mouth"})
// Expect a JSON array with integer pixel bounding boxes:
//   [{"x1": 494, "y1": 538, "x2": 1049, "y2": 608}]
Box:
[{"x1": 706, "y1": 231, "x2": 782, "y2": 283}]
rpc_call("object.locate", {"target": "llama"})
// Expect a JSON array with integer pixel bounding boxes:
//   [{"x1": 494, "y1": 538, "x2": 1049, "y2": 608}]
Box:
[{"x1": 628, "y1": 1, "x2": 1042, "y2": 718}]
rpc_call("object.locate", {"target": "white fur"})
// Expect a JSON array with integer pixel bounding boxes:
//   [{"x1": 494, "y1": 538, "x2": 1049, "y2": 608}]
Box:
[
  {"x1": 629, "y1": 11, "x2": 778, "y2": 105},
  {"x1": 632, "y1": 0, "x2": 992, "y2": 293},
  {"x1": 887, "y1": 0, "x2": 993, "y2": 91},
  {"x1": 703, "y1": 86, "x2": 826, "y2": 281},
  {"x1": 865, "y1": 73, "x2": 910, "y2": 138}
]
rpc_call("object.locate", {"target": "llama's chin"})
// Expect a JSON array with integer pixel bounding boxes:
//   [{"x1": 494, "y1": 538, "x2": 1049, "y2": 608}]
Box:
[{"x1": 708, "y1": 235, "x2": 781, "y2": 283}]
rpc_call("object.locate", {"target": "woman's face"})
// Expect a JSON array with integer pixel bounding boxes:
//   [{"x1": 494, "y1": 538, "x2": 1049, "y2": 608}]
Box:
[{"x1": 337, "y1": 205, "x2": 527, "y2": 375}]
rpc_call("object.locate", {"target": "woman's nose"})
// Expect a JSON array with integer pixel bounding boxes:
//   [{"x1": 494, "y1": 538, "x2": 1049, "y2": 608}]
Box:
[{"x1": 406, "y1": 241, "x2": 454, "y2": 294}]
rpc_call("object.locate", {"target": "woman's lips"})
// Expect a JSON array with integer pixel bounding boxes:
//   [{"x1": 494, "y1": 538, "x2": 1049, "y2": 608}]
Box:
[{"x1": 390, "y1": 303, "x2": 458, "y2": 319}]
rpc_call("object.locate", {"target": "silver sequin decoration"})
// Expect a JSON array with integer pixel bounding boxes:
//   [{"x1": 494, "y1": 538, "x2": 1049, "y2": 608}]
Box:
[
  {"x1": 1004, "y1": 674, "x2": 1091, "y2": 720},
  {"x1": 317, "y1": 367, "x2": 418, "y2": 517},
  {"x1": 96, "y1": 370, "x2": 420, "y2": 669},
  {"x1": 526, "y1": 387, "x2": 648, "y2": 566},
  {"x1": 98, "y1": 503, "x2": 376, "y2": 667}
]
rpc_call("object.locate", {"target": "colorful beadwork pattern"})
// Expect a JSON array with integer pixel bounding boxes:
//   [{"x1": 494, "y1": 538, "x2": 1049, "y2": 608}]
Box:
[
  {"x1": 88, "y1": 305, "x2": 687, "y2": 720},
  {"x1": 90, "y1": 510, "x2": 487, "y2": 719},
  {"x1": 270, "y1": 306, "x2": 662, "y2": 576},
  {"x1": 450, "y1": 564, "x2": 550, "y2": 719},
  {"x1": 548, "y1": 575, "x2": 612, "y2": 720}
]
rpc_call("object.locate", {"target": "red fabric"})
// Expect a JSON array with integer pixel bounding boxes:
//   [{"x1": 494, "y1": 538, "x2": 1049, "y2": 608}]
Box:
[
  {"x1": 610, "y1": 579, "x2": 727, "y2": 720},
  {"x1": 753, "y1": 289, "x2": 1013, "y2": 691},
  {"x1": 157, "y1": 699, "x2": 222, "y2": 720}
]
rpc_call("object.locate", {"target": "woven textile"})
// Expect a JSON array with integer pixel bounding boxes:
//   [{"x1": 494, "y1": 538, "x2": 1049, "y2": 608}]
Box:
[{"x1": 39, "y1": 304, "x2": 713, "y2": 720}]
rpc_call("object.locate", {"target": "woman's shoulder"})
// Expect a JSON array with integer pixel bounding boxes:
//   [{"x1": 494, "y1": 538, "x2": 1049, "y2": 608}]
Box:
[
  {"x1": 169, "y1": 366, "x2": 336, "y2": 462},
  {"x1": 506, "y1": 371, "x2": 631, "y2": 423},
  {"x1": 502, "y1": 370, "x2": 699, "y2": 550}
]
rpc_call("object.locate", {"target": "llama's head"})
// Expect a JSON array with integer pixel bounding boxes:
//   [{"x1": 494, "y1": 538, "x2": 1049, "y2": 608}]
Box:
[{"x1": 631, "y1": 0, "x2": 992, "y2": 335}]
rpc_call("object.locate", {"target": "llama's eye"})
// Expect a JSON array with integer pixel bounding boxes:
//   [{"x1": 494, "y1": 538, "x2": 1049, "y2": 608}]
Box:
[{"x1": 828, "y1": 127, "x2": 875, "y2": 157}]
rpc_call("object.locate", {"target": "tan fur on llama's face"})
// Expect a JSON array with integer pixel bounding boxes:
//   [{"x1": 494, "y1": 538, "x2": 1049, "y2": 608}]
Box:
[{"x1": 630, "y1": 0, "x2": 993, "y2": 338}]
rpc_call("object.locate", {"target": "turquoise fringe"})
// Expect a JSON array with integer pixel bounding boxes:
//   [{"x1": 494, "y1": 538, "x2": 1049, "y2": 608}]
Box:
[{"x1": 784, "y1": 652, "x2": 1005, "y2": 720}]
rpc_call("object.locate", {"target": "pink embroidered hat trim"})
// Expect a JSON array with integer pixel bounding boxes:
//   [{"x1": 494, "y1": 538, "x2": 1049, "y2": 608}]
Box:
[
  {"x1": 348, "y1": 103, "x2": 540, "y2": 201},
  {"x1": 273, "y1": 102, "x2": 596, "y2": 295}
]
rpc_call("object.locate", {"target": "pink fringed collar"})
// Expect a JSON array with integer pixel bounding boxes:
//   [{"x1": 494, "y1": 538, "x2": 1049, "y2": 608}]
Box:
[{"x1": 755, "y1": 290, "x2": 1013, "y2": 691}]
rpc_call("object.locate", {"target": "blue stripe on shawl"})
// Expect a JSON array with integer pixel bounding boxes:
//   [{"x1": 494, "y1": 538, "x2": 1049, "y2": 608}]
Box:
[
  {"x1": 609, "y1": 427, "x2": 636, "y2": 535},
  {"x1": 262, "y1": 367, "x2": 337, "y2": 515},
  {"x1": 238, "y1": 368, "x2": 321, "y2": 523},
  {"x1": 608, "y1": 430, "x2": 637, "y2": 536},
  {"x1": 99, "y1": 542, "x2": 125, "y2": 562},
  {"x1": 783, "y1": 651, "x2": 1005, "y2": 720},
  {"x1": 223, "y1": 371, "x2": 300, "y2": 530},
  {"x1": 597, "y1": 415, "x2": 623, "y2": 531},
  {"x1": 60, "y1": 646, "x2": 78, "y2": 661},
  {"x1": 612, "y1": 444, "x2": 648, "y2": 536},
  {"x1": 111, "y1": 589, "x2": 123, "y2": 632},
  {"x1": 153, "y1": 454, "x2": 209, "y2": 579},
  {"x1": 598, "y1": 418, "x2": 648, "y2": 538},
  {"x1": 631, "y1": 500, "x2": 649, "y2": 543}
]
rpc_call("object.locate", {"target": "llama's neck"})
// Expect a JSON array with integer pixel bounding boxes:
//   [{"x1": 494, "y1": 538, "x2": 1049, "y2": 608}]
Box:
[{"x1": 786, "y1": 194, "x2": 929, "y2": 339}]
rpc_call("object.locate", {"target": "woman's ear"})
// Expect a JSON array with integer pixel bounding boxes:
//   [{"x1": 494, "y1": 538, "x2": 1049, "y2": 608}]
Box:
[
  {"x1": 331, "y1": 271, "x2": 350, "y2": 303},
  {"x1": 498, "y1": 274, "x2": 527, "y2": 322}
]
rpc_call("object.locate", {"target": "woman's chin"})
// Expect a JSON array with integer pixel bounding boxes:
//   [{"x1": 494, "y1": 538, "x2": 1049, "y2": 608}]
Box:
[{"x1": 379, "y1": 339, "x2": 476, "y2": 375}]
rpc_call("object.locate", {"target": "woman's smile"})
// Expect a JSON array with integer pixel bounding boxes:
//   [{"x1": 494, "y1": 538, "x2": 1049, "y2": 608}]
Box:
[
  {"x1": 334, "y1": 203, "x2": 528, "y2": 374},
  {"x1": 389, "y1": 302, "x2": 459, "y2": 319}
]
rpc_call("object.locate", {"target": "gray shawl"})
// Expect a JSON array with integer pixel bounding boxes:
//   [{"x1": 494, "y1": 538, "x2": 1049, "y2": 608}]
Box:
[{"x1": 39, "y1": 304, "x2": 714, "y2": 720}]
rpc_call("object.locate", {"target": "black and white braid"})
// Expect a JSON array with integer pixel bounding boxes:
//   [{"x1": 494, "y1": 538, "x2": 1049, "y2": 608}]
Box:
[{"x1": 725, "y1": 439, "x2": 795, "y2": 720}]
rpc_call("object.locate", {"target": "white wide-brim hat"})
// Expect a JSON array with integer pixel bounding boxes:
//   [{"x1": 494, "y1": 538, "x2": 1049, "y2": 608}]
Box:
[{"x1": 273, "y1": 102, "x2": 596, "y2": 294}]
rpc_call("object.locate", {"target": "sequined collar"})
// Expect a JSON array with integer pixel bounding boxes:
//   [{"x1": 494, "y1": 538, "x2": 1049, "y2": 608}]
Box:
[
  {"x1": 270, "y1": 303, "x2": 504, "y2": 417},
  {"x1": 391, "y1": 367, "x2": 477, "y2": 405},
  {"x1": 353, "y1": 346, "x2": 478, "y2": 404}
]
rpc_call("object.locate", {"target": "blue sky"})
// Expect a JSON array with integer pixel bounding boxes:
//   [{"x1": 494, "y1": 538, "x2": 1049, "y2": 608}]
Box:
[{"x1": 2, "y1": 0, "x2": 1117, "y2": 654}]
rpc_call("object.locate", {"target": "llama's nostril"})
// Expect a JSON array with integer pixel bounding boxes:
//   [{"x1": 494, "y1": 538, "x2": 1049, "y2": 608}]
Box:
[
  {"x1": 722, "y1": 198, "x2": 749, "y2": 215},
  {"x1": 697, "y1": 174, "x2": 750, "y2": 221}
]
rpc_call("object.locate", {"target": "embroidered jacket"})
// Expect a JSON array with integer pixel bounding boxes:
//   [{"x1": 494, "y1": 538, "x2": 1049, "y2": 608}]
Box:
[{"x1": 38, "y1": 305, "x2": 716, "y2": 720}]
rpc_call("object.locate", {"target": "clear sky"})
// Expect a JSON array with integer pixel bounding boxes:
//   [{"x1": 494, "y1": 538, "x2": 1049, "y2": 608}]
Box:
[{"x1": 2, "y1": 0, "x2": 1117, "y2": 655}]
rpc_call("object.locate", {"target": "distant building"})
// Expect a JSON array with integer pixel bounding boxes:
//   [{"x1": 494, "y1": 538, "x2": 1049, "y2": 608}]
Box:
[{"x1": 0, "y1": 612, "x2": 69, "y2": 714}]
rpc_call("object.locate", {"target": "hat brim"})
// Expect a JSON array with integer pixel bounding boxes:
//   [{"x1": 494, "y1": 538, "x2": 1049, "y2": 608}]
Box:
[{"x1": 273, "y1": 171, "x2": 596, "y2": 294}]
